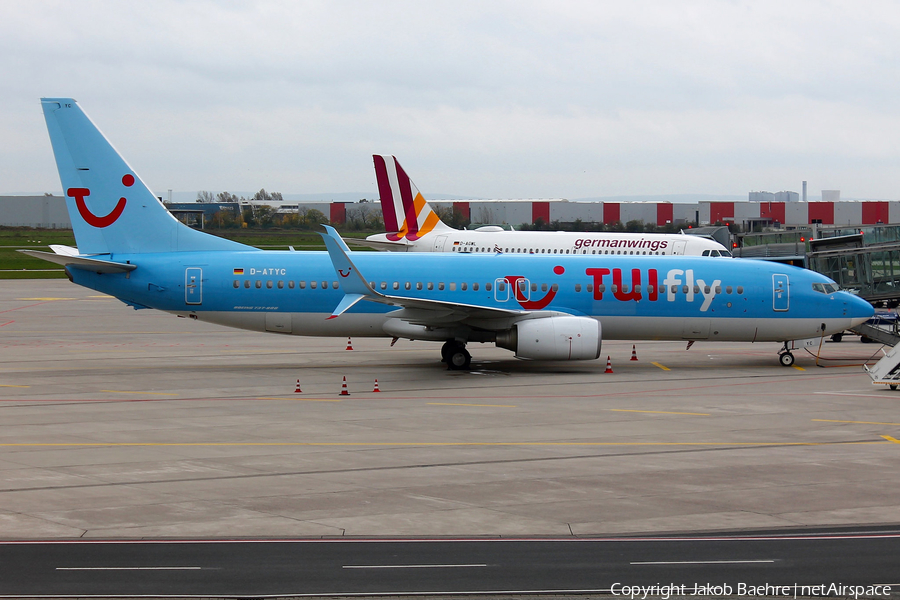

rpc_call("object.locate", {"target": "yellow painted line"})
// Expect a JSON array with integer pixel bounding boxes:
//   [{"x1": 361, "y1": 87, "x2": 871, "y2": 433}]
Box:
[
  {"x1": 651, "y1": 362, "x2": 670, "y2": 371},
  {"x1": 428, "y1": 402, "x2": 517, "y2": 408},
  {"x1": 220, "y1": 349, "x2": 304, "y2": 354},
  {"x1": 814, "y1": 419, "x2": 900, "y2": 426},
  {"x1": 610, "y1": 409, "x2": 710, "y2": 416},
  {"x1": 793, "y1": 365, "x2": 806, "y2": 371},
  {"x1": 0, "y1": 441, "x2": 885, "y2": 448},
  {"x1": 75, "y1": 350, "x2": 148, "y2": 354},
  {"x1": 100, "y1": 390, "x2": 178, "y2": 396},
  {"x1": 257, "y1": 397, "x2": 342, "y2": 403},
  {"x1": 881, "y1": 435, "x2": 900, "y2": 444},
  {"x1": 0, "y1": 384, "x2": 30, "y2": 388}
]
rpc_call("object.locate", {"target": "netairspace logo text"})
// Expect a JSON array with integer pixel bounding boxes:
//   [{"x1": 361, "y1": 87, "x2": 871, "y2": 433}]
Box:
[{"x1": 611, "y1": 582, "x2": 892, "y2": 599}]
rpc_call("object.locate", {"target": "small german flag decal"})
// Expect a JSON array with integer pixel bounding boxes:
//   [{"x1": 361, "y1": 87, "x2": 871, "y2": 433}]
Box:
[{"x1": 233, "y1": 268, "x2": 244, "y2": 275}]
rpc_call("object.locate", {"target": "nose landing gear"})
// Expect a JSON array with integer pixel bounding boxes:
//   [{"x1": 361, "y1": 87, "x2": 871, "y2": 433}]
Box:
[{"x1": 778, "y1": 342, "x2": 795, "y2": 367}]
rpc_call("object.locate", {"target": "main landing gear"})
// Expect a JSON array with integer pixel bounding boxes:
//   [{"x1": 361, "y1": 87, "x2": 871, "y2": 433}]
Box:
[
  {"x1": 441, "y1": 340, "x2": 471, "y2": 370},
  {"x1": 778, "y1": 342, "x2": 795, "y2": 367}
]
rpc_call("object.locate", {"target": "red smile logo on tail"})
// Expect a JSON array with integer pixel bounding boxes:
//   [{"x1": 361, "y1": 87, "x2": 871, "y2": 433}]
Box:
[{"x1": 67, "y1": 174, "x2": 133, "y2": 228}]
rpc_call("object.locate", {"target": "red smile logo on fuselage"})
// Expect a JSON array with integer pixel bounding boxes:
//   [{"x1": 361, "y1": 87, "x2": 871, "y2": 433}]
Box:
[
  {"x1": 68, "y1": 174, "x2": 133, "y2": 228},
  {"x1": 506, "y1": 266, "x2": 564, "y2": 310}
]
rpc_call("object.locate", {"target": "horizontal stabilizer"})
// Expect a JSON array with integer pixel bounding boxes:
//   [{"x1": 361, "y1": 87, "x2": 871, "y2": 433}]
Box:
[
  {"x1": 18, "y1": 249, "x2": 137, "y2": 274},
  {"x1": 345, "y1": 238, "x2": 411, "y2": 252}
]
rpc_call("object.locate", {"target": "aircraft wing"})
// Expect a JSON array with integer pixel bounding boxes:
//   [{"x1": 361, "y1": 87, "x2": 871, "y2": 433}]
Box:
[{"x1": 319, "y1": 226, "x2": 565, "y2": 328}]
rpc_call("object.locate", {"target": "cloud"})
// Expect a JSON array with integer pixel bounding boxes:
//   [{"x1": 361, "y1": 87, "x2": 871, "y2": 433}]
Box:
[{"x1": 3, "y1": 0, "x2": 900, "y2": 199}]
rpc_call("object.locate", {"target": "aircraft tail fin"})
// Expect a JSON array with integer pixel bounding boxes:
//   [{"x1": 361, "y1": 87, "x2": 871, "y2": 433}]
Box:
[
  {"x1": 41, "y1": 98, "x2": 252, "y2": 256},
  {"x1": 373, "y1": 155, "x2": 452, "y2": 241}
]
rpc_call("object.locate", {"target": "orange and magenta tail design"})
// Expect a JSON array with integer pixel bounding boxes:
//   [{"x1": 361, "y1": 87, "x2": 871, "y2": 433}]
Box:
[{"x1": 373, "y1": 155, "x2": 448, "y2": 241}]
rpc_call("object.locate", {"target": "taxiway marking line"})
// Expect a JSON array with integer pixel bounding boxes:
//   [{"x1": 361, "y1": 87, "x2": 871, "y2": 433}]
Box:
[
  {"x1": 631, "y1": 559, "x2": 775, "y2": 565},
  {"x1": 100, "y1": 390, "x2": 177, "y2": 396},
  {"x1": 258, "y1": 397, "x2": 342, "y2": 402},
  {"x1": 813, "y1": 392, "x2": 893, "y2": 399},
  {"x1": 343, "y1": 564, "x2": 487, "y2": 569},
  {"x1": 0, "y1": 440, "x2": 887, "y2": 448},
  {"x1": 0, "y1": 321, "x2": 13, "y2": 327},
  {"x1": 651, "y1": 362, "x2": 670, "y2": 371},
  {"x1": 793, "y1": 365, "x2": 806, "y2": 371},
  {"x1": 428, "y1": 402, "x2": 517, "y2": 408},
  {"x1": 0, "y1": 384, "x2": 29, "y2": 388},
  {"x1": 610, "y1": 409, "x2": 710, "y2": 416},
  {"x1": 56, "y1": 566, "x2": 201, "y2": 571},
  {"x1": 0, "y1": 302, "x2": 46, "y2": 314},
  {"x1": 881, "y1": 435, "x2": 900, "y2": 444},
  {"x1": 814, "y1": 419, "x2": 900, "y2": 426}
]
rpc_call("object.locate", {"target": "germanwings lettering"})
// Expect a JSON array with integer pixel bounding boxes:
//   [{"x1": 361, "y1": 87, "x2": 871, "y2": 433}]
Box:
[{"x1": 574, "y1": 238, "x2": 669, "y2": 251}]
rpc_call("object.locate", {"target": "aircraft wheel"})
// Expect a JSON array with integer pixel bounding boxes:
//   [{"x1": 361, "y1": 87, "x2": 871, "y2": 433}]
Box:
[
  {"x1": 440, "y1": 341, "x2": 454, "y2": 363},
  {"x1": 447, "y1": 347, "x2": 472, "y2": 370},
  {"x1": 779, "y1": 352, "x2": 795, "y2": 367},
  {"x1": 830, "y1": 333, "x2": 843, "y2": 343},
  {"x1": 891, "y1": 384, "x2": 898, "y2": 391}
]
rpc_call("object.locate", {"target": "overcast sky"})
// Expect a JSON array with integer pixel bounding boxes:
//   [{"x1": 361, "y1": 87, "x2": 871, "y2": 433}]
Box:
[{"x1": 3, "y1": 0, "x2": 899, "y2": 200}]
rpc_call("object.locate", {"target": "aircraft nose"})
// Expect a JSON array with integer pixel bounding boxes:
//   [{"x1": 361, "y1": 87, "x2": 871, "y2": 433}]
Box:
[{"x1": 847, "y1": 294, "x2": 875, "y2": 327}]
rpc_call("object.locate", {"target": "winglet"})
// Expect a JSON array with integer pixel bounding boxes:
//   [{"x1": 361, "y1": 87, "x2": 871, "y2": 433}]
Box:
[
  {"x1": 319, "y1": 226, "x2": 384, "y2": 318},
  {"x1": 326, "y1": 293, "x2": 366, "y2": 319}
]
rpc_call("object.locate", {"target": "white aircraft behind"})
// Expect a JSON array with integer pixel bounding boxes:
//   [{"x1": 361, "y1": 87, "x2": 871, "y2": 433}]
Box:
[{"x1": 362, "y1": 155, "x2": 732, "y2": 258}]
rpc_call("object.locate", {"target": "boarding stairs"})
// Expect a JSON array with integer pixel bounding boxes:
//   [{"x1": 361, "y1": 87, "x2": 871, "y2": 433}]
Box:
[
  {"x1": 850, "y1": 322, "x2": 900, "y2": 347},
  {"x1": 856, "y1": 316, "x2": 900, "y2": 389}
]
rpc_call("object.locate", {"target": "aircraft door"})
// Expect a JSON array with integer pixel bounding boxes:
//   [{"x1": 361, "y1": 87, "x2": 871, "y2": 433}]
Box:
[
  {"x1": 433, "y1": 235, "x2": 448, "y2": 252},
  {"x1": 672, "y1": 240, "x2": 687, "y2": 255},
  {"x1": 773, "y1": 274, "x2": 789, "y2": 311},
  {"x1": 185, "y1": 267, "x2": 202, "y2": 305},
  {"x1": 494, "y1": 278, "x2": 509, "y2": 302},
  {"x1": 515, "y1": 278, "x2": 531, "y2": 302}
]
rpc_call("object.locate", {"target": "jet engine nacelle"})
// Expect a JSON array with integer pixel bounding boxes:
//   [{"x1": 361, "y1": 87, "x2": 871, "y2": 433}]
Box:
[{"x1": 496, "y1": 316, "x2": 602, "y2": 361}]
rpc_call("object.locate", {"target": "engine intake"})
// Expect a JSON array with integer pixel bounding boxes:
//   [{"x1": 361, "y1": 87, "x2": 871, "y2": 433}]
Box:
[{"x1": 496, "y1": 316, "x2": 601, "y2": 361}]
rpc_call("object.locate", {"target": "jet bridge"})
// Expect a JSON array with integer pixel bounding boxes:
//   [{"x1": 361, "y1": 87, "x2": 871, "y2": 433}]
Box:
[
  {"x1": 806, "y1": 238, "x2": 900, "y2": 348},
  {"x1": 807, "y1": 241, "x2": 900, "y2": 306}
]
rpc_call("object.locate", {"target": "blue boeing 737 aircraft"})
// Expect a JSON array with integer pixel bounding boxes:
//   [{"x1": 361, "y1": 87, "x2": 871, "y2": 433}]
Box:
[{"x1": 25, "y1": 98, "x2": 873, "y2": 370}]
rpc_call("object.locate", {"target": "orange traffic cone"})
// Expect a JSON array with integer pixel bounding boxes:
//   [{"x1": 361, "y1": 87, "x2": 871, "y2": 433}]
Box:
[
  {"x1": 630, "y1": 344, "x2": 638, "y2": 361},
  {"x1": 294, "y1": 379, "x2": 302, "y2": 393},
  {"x1": 373, "y1": 379, "x2": 381, "y2": 393},
  {"x1": 340, "y1": 376, "x2": 350, "y2": 396},
  {"x1": 345, "y1": 337, "x2": 354, "y2": 351},
  {"x1": 605, "y1": 356, "x2": 614, "y2": 373}
]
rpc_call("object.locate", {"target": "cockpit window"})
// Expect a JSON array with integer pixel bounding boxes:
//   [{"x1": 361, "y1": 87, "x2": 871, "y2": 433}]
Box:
[{"x1": 812, "y1": 282, "x2": 841, "y2": 294}]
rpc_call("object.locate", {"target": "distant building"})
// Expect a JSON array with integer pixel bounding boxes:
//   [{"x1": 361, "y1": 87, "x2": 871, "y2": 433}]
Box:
[
  {"x1": 750, "y1": 191, "x2": 798, "y2": 203},
  {"x1": 774, "y1": 191, "x2": 799, "y2": 202},
  {"x1": 2, "y1": 192, "x2": 898, "y2": 232},
  {"x1": 0, "y1": 195, "x2": 70, "y2": 228},
  {"x1": 749, "y1": 191, "x2": 775, "y2": 203}
]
